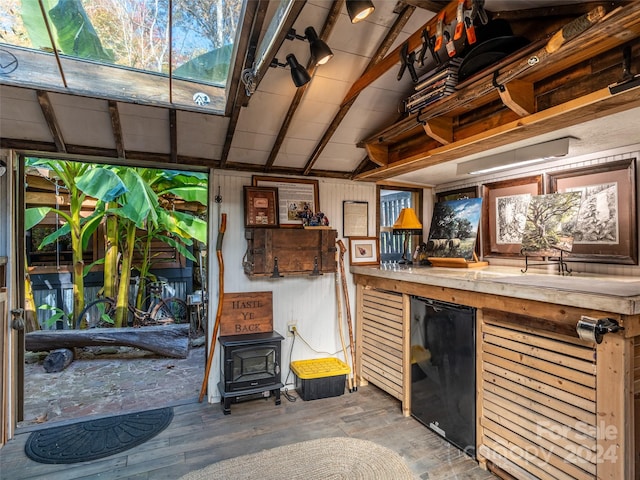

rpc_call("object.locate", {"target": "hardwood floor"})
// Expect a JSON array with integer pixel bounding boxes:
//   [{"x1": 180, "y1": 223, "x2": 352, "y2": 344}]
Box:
[{"x1": 0, "y1": 385, "x2": 496, "y2": 479}]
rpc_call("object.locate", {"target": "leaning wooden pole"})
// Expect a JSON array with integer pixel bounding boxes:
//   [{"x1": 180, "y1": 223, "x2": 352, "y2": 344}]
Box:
[
  {"x1": 337, "y1": 240, "x2": 357, "y2": 392},
  {"x1": 198, "y1": 213, "x2": 227, "y2": 402},
  {"x1": 335, "y1": 270, "x2": 353, "y2": 393}
]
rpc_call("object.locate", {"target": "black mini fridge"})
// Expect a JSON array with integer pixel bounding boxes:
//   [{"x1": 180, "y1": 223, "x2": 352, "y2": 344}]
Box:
[{"x1": 410, "y1": 296, "x2": 476, "y2": 457}]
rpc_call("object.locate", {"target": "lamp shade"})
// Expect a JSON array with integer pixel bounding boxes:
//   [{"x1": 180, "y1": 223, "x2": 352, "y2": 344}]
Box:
[
  {"x1": 392, "y1": 208, "x2": 422, "y2": 234},
  {"x1": 304, "y1": 27, "x2": 333, "y2": 65},
  {"x1": 286, "y1": 54, "x2": 311, "y2": 87},
  {"x1": 346, "y1": 0, "x2": 375, "y2": 23}
]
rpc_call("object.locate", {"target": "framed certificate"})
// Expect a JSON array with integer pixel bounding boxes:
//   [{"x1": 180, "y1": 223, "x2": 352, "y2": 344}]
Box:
[{"x1": 244, "y1": 186, "x2": 279, "y2": 228}]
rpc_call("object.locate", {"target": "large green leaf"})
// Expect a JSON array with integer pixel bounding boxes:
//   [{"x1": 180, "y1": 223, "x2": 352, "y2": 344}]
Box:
[
  {"x1": 119, "y1": 170, "x2": 159, "y2": 229},
  {"x1": 25, "y1": 207, "x2": 52, "y2": 231},
  {"x1": 156, "y1": 234, "x2": 197, "y2": 263},
  {"x1": 21, "y1": 0, "x2": 57, "y2": 50},
  {"x1": 48, "y1": 0, "x2": 114, "y2": 62},
  {"x1": 159, "y1": 210, "x2": 207, "y2": 244},
  {"x1": 173, "y1": 44, "x2": 233, "y2": 85},
  {"x1": 162, "y1": 186, "x2": 208, "y2": 205},
  {"x1": 76, "y1": 168, "x2": 127, "y2": 202}
]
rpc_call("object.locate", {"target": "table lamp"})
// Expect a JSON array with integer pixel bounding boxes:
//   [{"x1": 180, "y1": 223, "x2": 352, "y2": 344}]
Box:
[{"x1": 392, "y1": 207, "x2": 422, "y2": 264}]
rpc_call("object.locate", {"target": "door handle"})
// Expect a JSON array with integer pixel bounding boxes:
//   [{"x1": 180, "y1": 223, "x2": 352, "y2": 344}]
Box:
[{"x1": 10, "y1": 308, "x2": 25, "y2": 331}]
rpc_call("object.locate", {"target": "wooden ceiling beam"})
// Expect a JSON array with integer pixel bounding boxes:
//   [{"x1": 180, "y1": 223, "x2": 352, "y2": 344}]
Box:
[
  {"x1": 36, "y1": 91, "x2": 66, "y2": 153},
  {"x1": 399, "y1": 0, "x2": 449, "y2": 13},
  {"x1": 264, "y1": 0, "x2": 343, "y2": 172},
  {"x1": 302, "y1": 4, "x2": 417, "y2": 175},
  {"x1": 169, "y1": 109, "x2": 178, "y2": 164},
  {"x1": 341, "y1": 0, "x2": 469, "y2": 107},
  {"x1": 221, "y1": 0, "x2": 269, "y2": 167},
  {"x1": 108, "y1": 101, "x2": 126, "y2": 159}
]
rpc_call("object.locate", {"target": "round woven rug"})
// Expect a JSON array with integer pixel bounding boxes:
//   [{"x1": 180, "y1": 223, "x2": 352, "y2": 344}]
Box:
[
  {"x1": 24, "y1": 407, "x2": 173, "y2": 464},
  {"x1": 179, "y1": 437, "x2": 416, "y2": 480}
]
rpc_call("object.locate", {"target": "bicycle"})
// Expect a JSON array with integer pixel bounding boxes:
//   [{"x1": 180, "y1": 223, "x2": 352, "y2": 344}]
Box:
[{"x1": 76, "y1": 281, "x2": 188, "y2": 329}]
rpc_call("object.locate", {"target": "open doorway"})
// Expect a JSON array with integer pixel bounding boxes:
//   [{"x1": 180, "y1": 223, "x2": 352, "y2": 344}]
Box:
[{"x1": 19, "y1": 156, "x2": 209, "y2": 428}]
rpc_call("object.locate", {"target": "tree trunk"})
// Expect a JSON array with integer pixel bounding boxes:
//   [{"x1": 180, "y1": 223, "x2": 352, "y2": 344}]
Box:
[{"x1": 26, "y1": 324, "x2": 190, "y2": 358}]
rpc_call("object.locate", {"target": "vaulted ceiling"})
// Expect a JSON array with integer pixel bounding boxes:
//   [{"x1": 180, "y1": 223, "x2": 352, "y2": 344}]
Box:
[{"x1": 2, "y1": 1, "x2": 640, "y2": 186}]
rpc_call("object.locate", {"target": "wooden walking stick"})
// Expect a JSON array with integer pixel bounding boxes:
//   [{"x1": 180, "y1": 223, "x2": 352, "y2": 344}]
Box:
[
  {"x1": 198, "y1": 213, "x2": 226, "y2": 402},
  {"x1": 335, "y1": 270, "x2": 353, "y2": 392},
  {"x1": 337, "y1": 240, "x2": 357, "y2": 392}
]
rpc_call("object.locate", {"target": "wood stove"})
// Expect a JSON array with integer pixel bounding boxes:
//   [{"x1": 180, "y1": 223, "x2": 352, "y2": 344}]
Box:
[{"x1": 217, "y1": 331, "x2": 283, "y2": 414}]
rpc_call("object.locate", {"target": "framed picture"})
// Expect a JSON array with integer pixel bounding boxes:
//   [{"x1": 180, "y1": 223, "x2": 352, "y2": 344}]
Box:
[
  {"x1": 253, "y1": 176, "x2": 319, "y2": 227},
  {"x1": 348, "y1": 237, "x2": 380, "y2": 266},
  {"x1": 482, "y1": 175, "x2": 543, "y2": 257},
  {"x1": 436, "y1": 186, "x2": 478, "y2": 202},
  {"x1": 244, "y1": 186, "x2": 279, "y2": 228},
  {"x1": 547, "y1": 158, "x2": 637, "y2": 264},
  {"x1": 343, "y1": 201, "x2": 368, "y2": 237}
]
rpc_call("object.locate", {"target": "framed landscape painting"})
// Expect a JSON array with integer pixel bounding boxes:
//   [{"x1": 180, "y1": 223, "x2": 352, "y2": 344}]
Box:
[{"x1": 482, "y1": 175, "x2": 543, "y2": 257}]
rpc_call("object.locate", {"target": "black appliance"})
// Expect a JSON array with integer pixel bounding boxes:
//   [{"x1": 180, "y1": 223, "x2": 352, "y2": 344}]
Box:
[
  {"x1": 217, "y1": 331, "x2": 283, "y2": 414},
  {"x1": 410, "y1": 296, "x2": 476, "y2": 457}
]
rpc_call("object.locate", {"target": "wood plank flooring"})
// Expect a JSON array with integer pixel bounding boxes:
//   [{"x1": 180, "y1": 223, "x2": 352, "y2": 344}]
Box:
[{"x1": 0, "y1": 385, "x2": 496, "y2": 479}]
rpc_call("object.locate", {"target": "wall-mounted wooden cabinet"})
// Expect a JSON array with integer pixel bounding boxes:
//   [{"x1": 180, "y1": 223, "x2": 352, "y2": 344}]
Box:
[{"x1": 243, "y1": 228, "x2": 337, "y2": 277}]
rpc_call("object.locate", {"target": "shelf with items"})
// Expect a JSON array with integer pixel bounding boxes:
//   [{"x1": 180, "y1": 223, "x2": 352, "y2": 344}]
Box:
[{"x1": 356, "y1": 3, "x2": 640, "y2": 181}]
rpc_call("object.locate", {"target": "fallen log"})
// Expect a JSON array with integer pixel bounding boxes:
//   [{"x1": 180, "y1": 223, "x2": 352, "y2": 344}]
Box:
[
  {"x1": 43, "y1": 348, "x2": 74, "y2": 373},
  {"x1": 25, "y1": 324, "x2": 190, "y2": 359}
]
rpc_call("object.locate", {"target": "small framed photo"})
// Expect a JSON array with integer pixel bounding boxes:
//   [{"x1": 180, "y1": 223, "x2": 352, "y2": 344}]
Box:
[
  {"x1": 244, "y1": 186, "x2": 279, "y2": 228},
  {"x1": 349, "y1": 237, "x2": 380, "y2": 266}
]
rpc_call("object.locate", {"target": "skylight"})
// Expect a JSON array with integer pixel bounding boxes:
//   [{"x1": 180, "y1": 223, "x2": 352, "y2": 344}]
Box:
[{"x1": 0, "y1": 0, "x2": 245, "y2": 114}]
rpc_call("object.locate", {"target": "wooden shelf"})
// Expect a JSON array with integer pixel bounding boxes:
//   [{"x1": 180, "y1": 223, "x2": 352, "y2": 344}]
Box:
[{"x1": 357, "y1": 3, "x2": 640, "y2": 181}]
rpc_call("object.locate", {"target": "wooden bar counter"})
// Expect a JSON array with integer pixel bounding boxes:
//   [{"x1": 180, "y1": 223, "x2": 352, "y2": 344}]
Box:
[{"x1": 351, "y1": 264, "x2": 639, "y2": 480}]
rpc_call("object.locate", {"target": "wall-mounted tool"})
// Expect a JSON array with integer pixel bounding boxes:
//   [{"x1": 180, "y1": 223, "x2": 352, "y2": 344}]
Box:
[
  {"x1": 433, "y1": 10, "x2": 446, "y2": 52},
  {"x1": 576, "y1": 316, "x2": 624, "y2": 344},
  {"x1": 398, "y1": 43, "x2": 418, "y2": 83},
  {"x1": 419, "y1": 28, "x2": 441, "y2": 67}
]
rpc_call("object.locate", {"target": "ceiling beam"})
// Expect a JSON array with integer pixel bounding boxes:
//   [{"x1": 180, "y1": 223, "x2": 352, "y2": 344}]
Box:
[
  {"x1": 340, "y1": 0, "x2": 468, "y2": 107},
  {"x1": 301, "y1": 4, "x2": 417, "y2": 175},
  {"x1": 221, "y1": 0, "x2": 269, "y2": 167},
  {"x1": 169, "y1": 109, "x2": 178, "y2": 164},
  {"x1": 108, "y1": 101, "x2": 126, "y2": 159},
  {"x1": 399, "y1": 0, "x2": 449, "y2": 13},
  {"x1": 264, "y1": 0, "x2": 343, "y2": 172},
  {"x1": 36, "y1": 90, "x2": 66, "y2": 153}
]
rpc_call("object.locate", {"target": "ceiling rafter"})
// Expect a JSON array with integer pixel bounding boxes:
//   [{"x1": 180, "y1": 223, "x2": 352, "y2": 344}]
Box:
[
  {"x1": 264, "y1": 0, "x2": 344, "y2": 172},
  {"x1": 36, "y1": 90, "x2": 66, "y2": 153},
  {"x1": 301, "y1": 4, "x2": 417, "y2": 175},
  {"x1": 398, "y1": 0, "x2": 449, "y2": 13},
  {"x1": 107, "y1": 101, "x2": 126, "y2": 159},
  {"x1": 221, "y1": 0, "x2": 270, "y2": 167},
  {"x1": 169, "y1": 109, "x2": 178, "y2": 164}
]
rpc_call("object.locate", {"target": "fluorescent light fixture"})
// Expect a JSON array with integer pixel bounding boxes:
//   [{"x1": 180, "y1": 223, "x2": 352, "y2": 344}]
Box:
[{"x1": 456, "y1": 137, "x2": 573, "y2": 175}]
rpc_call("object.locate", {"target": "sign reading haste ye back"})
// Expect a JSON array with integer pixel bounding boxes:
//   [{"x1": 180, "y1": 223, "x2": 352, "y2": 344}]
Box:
[{"x1": 219, "y1": 291, "x2": 273, "y2": 336}]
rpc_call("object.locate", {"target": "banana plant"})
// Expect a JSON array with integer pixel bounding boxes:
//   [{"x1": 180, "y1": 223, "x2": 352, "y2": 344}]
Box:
[{"x1": 25, "y1": 160, "x2": 127, "y2": 325}]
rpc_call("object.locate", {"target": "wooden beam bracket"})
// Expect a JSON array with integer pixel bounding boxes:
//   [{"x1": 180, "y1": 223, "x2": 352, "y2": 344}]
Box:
[
  {"x1": 365, "y1": 143, "x2": 389, "y2": 166},
  {"x1": 421, "y1": 116, "x2": 453, "y2": 144},
  {"x1": 494, "y1": 73, "x2": 535, "y2": 117}
]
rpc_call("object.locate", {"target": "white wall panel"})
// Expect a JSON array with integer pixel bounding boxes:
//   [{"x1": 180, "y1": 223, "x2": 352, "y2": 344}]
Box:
[{"x1": 205, "y1": 171, "x2": 376, "y2": 401}]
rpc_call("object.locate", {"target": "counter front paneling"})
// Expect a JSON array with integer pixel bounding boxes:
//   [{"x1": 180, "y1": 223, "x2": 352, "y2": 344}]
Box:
[{"x1": 351, "y1": 264, "x2": 638, "y2": 480}]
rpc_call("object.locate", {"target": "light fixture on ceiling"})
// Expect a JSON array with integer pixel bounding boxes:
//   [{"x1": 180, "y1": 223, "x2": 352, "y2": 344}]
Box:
[
  {"x1": 286, "y1": 27, "x2": 334, "y2": 65},
  {"x1": 270, "y1": 54, "x2": 311, "y2": 87},
  {"x1": 392, "y1": 207, "x2": 423, "y2": 264},
  {"x1": 346, "y1": 0, "x2": 375, "y2": 23},
  {"x1": 456, "y1": 137, "x2": 573, "y2": 175}
]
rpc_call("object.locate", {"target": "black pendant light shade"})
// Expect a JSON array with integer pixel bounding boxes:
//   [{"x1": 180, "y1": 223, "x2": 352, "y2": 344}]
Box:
[
  {"x1": 346, "y1": 0, "x2": 375, "y2": 23},
  {"x1": 304, "y1": 27, "x2": 333, "y2": 65},
  {"x1": 286, "y1": 54, "x2": 311, "y2": 87}
]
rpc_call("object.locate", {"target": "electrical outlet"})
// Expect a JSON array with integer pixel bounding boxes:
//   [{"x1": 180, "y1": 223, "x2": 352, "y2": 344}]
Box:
[{"x1": 287, "y1": 322, "x2": 297, "y2": 337}]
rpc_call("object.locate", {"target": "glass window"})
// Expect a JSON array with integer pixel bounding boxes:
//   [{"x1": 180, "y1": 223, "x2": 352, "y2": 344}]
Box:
[
  {"x1": 379, "y1": 187, "x2": 422, "y2": 264},
  {"x1": 0, "y1": 0, "x2": 245, "y2": 113}
]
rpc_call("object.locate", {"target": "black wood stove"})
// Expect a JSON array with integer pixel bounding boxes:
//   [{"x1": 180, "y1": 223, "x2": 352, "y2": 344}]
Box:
[{"x1": 217, "y1": 331, "x2": 284, "y2": 414}]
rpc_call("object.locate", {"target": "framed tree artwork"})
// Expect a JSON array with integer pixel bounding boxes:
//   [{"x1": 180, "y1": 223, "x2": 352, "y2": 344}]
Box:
[
  {"x1": 482, "y1": 175, "x2": 543, "y2": 257},
  {"x1": 547, "y1": 158, "x2": 637, "y2": 264}
]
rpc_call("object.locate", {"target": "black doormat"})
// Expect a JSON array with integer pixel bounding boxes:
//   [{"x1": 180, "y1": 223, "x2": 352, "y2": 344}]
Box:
[{"x1": 24, "y1": 407, "x2": 173, "y2": 464}]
